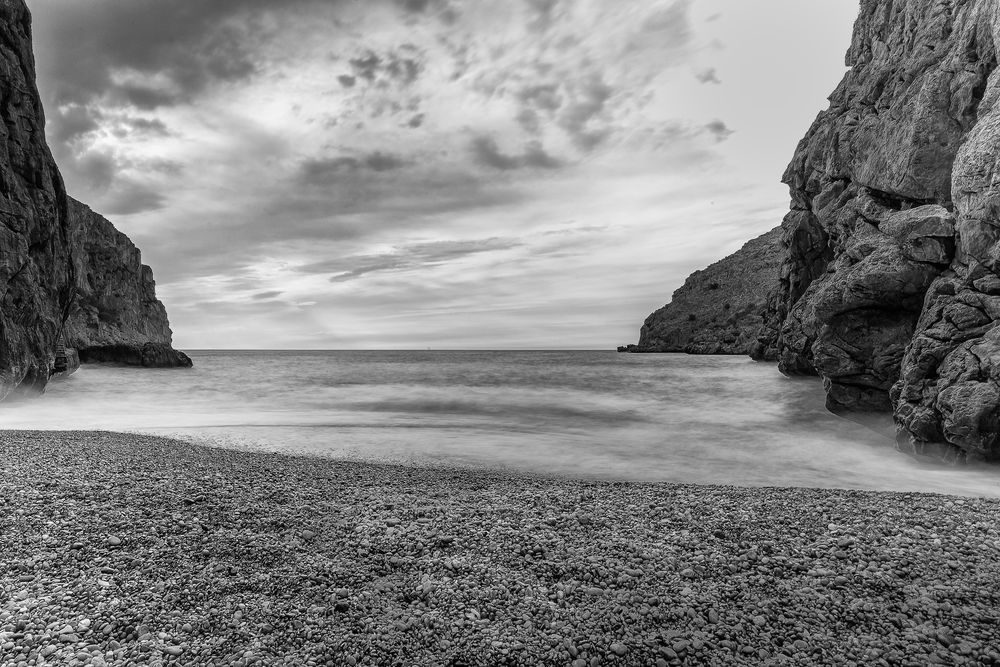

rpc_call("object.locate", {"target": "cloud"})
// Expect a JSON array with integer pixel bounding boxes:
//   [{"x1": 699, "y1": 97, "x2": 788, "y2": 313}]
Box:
[
  {"x1": 629, "y1": 1, "x2": 693, "y2": 53},
  {"x1": 298, "y1": 150, "x2": 409, "y2": 185},
  {"x1": 524, "y1": 0, "x2": 560, "y2": 32},
  {"x1": 25, "y1": 0, "x2": 769, "y2": 350},
  {"x1": 100, "y1": 180, "x2": 168, "y2": 216},
  {"x1": 73, "y1": 151, "x2": 117, "y2": 190},
  {"x1": 299, "y1": 237, "x2": 522, "y2": 282},
  {"x1": 470, "y1": 137, "x2": 562, "y2": 170},
  {"x1": 29, "y1": 0, "x2": 295, "y2": 112},
  {"x1": 704, "y1": 119, "x2": 734, "y2": 142},
  {"x1": 346, "y1": 47, "x2": 424, "y2": 87},
  {"x1": 557, "y1": 75, "x2": 614, "y2": 151},
  {"x1": 695, "y1": 67, "x2": 721, "y2": 84}
]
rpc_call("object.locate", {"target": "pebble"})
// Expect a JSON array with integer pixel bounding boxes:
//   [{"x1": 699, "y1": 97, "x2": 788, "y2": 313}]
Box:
[{"x1": 1, "y1": 431, "x2": 998, "y2": 667}]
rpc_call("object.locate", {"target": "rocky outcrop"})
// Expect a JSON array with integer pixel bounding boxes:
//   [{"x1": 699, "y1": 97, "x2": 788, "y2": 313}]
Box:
[
  {"x1": 748, "y1": 0, "x2": 1000, "y2": 461},
  {"x1": 625, "y1": 226, "x2": 783, "y2": 354},
  {"x1": 64, "y1": 198, "x2": 191, "y2": 368},
  {"x1": 0, "y1": 0, "x2": 73, "y2": 400},
  {"x1": 0, "y1": 0, "x2": 189, "y2": 398}
]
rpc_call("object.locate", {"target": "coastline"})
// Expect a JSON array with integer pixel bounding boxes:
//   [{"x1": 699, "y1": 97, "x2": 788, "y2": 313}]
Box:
[{"x1": 3, "y1": 430, "x2": 1000, "y2": 666}]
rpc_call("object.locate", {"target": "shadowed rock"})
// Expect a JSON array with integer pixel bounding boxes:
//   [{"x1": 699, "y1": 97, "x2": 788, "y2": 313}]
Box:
[
  {"x1": 636, "y1": 0, "x2": 1000, "y2": 462},
  {"x1": 0, "y1": 0, "x2": 73, "y2": 400},
  {"x1": 0, "y1": 0, "x2": 190, "y2": 398},
  {"x1": 64, "y1": 199, "x2": 191, "y2": 369},
  {"x1": 628, "y1": 227, "x2": 783, "y2": 354}
]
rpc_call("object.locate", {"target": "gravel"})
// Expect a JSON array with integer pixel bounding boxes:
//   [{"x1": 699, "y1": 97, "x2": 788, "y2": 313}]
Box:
[{"x1": 2, "y1": 430, "x2": 1000, "y2": 666}]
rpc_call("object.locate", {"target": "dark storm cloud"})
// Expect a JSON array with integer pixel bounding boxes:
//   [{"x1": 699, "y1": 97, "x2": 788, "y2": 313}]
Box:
[
  {"x1": 29, "y1": 0, "x2": 313, "y2": 110},
  {"x1": 28, "y1": 0, "x2": 338, "y2": 203},
  {"x1": 470, "y1": 137, "x2": 561, "y2": 170},
  {"x1": 292, "y1": 238, "x2": 521, "y2": 282},
  {"x1": 337, "y1": 75, "x2": 357, "y2": 88}
]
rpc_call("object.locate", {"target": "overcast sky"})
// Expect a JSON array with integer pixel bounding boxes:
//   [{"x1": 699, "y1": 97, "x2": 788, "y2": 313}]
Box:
[{"x1": 26, "y1": 0, "x2": 859, "y2": 349}]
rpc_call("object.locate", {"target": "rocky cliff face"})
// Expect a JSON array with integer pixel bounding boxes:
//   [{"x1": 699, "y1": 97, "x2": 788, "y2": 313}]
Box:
[
  {"x1": 65, "y1": 198, "x2": 191, "y2": 368},
  {"x1": 0, "y1": 0, "x2": 73, "y2": 400},
  {"x1": 751, "y1": 0, "x2": 1000, "y2": 462},
  {"x1": 0, "y1": 0, "x2": 189, "y2": 399},
  {"x1": 627, "y1": 227, "x2": 783, "y2": 354}
]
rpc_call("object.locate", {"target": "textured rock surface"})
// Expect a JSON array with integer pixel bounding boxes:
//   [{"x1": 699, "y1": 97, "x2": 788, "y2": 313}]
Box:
[
  {"x1": 0, "y1": 0, "x2": 189, "y2": 397},
  {"x1": 748, "y1": 0, "x2": 1000, "y2": 460},
  {"x1": 627, "y1": 227, "x2": 783, "y2": 354},
  {"x1": 0, "y1": 0, "x2": 73, "y2": 400},
  {"x1": 64, "y1": 199, "x2": 191, "y2": 368}
]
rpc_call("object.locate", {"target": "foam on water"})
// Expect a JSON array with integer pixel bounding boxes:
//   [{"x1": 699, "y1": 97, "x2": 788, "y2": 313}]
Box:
[{"x1": 3, "y1": 350, "x2": 998, "y2": 497}]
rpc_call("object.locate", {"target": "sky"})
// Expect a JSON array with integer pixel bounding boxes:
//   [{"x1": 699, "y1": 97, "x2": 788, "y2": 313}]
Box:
[{"x1": 26, "y1": 0, "x2": 860, "y2": 350}]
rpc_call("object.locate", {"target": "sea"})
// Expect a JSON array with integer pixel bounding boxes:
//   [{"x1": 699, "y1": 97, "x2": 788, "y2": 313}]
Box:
[{"x1": 3, "y1": 350, "x2": 999, "y2": 498}]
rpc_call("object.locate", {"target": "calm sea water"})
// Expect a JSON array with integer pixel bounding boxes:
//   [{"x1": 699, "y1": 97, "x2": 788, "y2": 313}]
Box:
[{"x1": 3, "y1": 350, "x2": 998, "y2": 497}]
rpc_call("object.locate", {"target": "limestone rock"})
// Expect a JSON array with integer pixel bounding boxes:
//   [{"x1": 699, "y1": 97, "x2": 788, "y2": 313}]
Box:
[
  {"x1": 64, "y1": 198, "x2": 191, "y2": 368},
  {"x1": 0, "y1": 0, "x2": 73, "y2": 400},
  {"x1": 743, "y1": 0, "x2": 1000, "y2": 460},
  {"x1": 0, "y1": 0, "x2": 190, "y2": 398},
  {"x1": 628, "y1": 226, "x2": 782, "y2": 354}
]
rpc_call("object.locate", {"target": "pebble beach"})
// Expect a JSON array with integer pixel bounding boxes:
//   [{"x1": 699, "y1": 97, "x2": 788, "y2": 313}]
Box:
[{"x1": 3, "y1": 430, "x2": 1000, "y2": 667}]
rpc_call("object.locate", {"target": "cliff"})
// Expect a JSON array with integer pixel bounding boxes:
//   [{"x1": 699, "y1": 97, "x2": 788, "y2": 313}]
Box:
[
  {"x1": 0, "y1": 0, "x2": 189, "y2": 399},
  {"x1": 749, "y1": 0, "x2": 1000, "y2": 462},
  {"x1": 65, "y1": 198, "x2": 191, "y2": 368},
  {"x1": 0, "y1": 0, "x2": 73, "y2": 400},
  {"x1": 625, "y1": 226, "x2": 783, "y2": 354}
]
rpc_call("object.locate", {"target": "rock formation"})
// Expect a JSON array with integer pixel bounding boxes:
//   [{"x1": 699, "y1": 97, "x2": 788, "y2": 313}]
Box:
[
  {"x1": 751, "y1": 0, "x2": 1000, "y2": 462},
  {"x1": 0, "y1": 0, "x2": 73, "y2": 400},
  {"x1": 630, "y1": 0, "x2": 1000, "y2": 463},
  {"x1": 624, "y1": 227, "x2": 783, "y2": 354},
  {"x1": 65, "y1": 198, "x2": 191, "y2": 368},
  {"x1": 0, "y1": 0, "x2": 189, "y2": 400}
]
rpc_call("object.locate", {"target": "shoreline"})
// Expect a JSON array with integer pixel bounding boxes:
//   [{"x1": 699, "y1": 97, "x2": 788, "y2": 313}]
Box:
[{"x1": 3, "y1": 430, "x2": 1000, "y2": 666}]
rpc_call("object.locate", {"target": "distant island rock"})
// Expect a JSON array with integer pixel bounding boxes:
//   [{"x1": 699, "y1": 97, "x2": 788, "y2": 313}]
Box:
[
  {"x1": 627, "y1": 0, "x2": 1000, "y2": 464},
  {"x1": 0, "y1": 0, "x2": 189, "y2": 400},
  {"x1": 619, "y1": 226, "x2": 782, "y2": 354}
]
